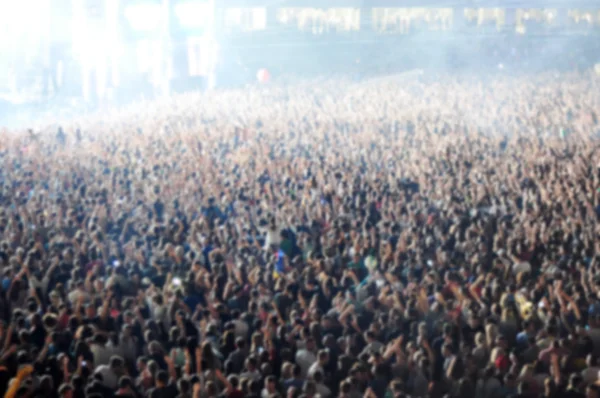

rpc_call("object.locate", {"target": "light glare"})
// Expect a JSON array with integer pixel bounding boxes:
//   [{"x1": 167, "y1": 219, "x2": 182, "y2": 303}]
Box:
[
  {"x1": 125, "y1": 4, "x2": 162, "y2": 32},
  {"x1": 175, "y1": 2, "x2": 211, "y2": 29}
]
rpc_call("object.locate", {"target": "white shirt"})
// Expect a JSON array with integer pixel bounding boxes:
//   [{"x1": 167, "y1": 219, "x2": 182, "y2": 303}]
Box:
[
  {"x1": 240, "y1": 370, "x2": 261, "y2": 382},
  {"x1": 307, "y1": 362, "x2": 323, "y2": 379},
  {"x1": 233, "y1": 319, "x2": 249, "y2": 339},
  {"x1": 513, "y1": 262, "x2": 531, "y2": 275},
  {"x1": 265, "y1": 227, "x2": 281, "y2": 248},
  {"x1": 95, "y1": 364, "x2": 118, "y2": 389},
  {"x1": 68, "y1": 289, "x2": 90, "y2": 305},
  {"x1": 360, "y1": 341, "x2": 384, "y2": 357},
  {"x1": 261, "y1": 388, "x2": 277, "y2": 398},
  {"x1": 582, "y1": 367, "x2": 600, "y2": 384},
  {"x1": 147, "y1": 301, "x2": 170, "y2": 332},
  {"x1": 91, "y1": 344, "x2": 114, "y2": 367},
  {"x1": 295, "y1": 349, "x2": 317, "y2": 378},
  {"x1": 316, "y1": 383, "x2": 332, "y2": 398}
]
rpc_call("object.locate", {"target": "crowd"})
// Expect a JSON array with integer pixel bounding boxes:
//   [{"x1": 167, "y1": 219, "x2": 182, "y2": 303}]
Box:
[{"x1": 0, "y1": 70, "x2": 600, "y2": 398}]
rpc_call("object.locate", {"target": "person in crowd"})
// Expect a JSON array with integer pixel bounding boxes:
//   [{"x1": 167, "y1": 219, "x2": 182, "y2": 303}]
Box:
[{"x1": 0, "y1": 70, "x2": 600, "y2": 398}]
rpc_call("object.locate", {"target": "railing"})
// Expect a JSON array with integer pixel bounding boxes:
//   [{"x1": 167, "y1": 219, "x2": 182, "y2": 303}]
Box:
[{"x1": 211, "y1": 7, "x2": 600, "y2": 37}]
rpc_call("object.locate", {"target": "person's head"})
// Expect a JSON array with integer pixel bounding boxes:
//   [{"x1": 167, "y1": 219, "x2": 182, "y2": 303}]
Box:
[
  {"x1": 305, "y1": 337, "x2": 316, "y2": 352},
  {"x1": 468, "y1": 313, "x2": 480, "y2": 329},
  {"x1": 265, "y1": 375, "x2": 276, "y2": 392},
  {"x1": 457, "y1": 378, "x2": 474, "y2": 397},
  {"x1": 569, "y1": 373, "x2": 583, "y2": 390},
  {"x1": 227, "y1": 375, "x2": 239, "y2": 390},
  {"x1": 442, "y1": 343, "x2": 453, "y2": 358},
  {"x1": 370, "y1": 351, "x2": 383, "y2": 366},
  {"x1": 261, "y1": 362, "x2": 273, "y2": 376},
  {"x1": 156, "y1": 370, "x2": 168, "y2": 387},
  {"x1": 71, "y1": 375, "x2": 84, "y2": 392},
  {"x1": 202, "y1": 341, "x2": 216, "y2": 368},
  {"x1": 485, "y1": 323, "x2": 498, "y2": 346},
  {"x1": 39, "y1": 375, "x2": 54, "y2": 391},
  {"x1": 280, "y1": 362, "x2": 293, "y2": 379},
  {"x1": 475, "y1": 332, "x2": 486, "y2": 348},
  {"x1": 340, "y1": 380, "x2": 352, "y2": 395},
  {"x1": 109, "y1": 356, "x2": 125, "y2": 373},
  {"x1": 136, "y1": 356, "x2": 147, "y2": 372},
  {"x1": 149, "y1": 340, "x2": 163, "y2": 356},
  {"x1": 206, "y1": 381, "x2": 217, "y2": 397},
  {"x1": 317, "y1": 349, "x2": 329, "y2": 365},
  {"x1": 147, "y1": 360, "x2": 159, "y2": 379},
  {"x1": 85, "y1": 303, "x2": 97, "y2": 318},
  {"x1": 249, "y1": 379, "x2": 261, "y2": 395},
  {"x1": 245, "y1": 356, "x2": 258, "y2": 371},
  {"x1": 496, "y1": 335, "x2": 508, "y2": 349},
  {"x1": 58, "y1": 382, "x2": 74, "y2": 398},
  {"x1": 178, "y1": 378, "x2": 191, "y2": 395},
  {"x1": 303, "y1": 380, "x2": 317, "y2": 396},
  {"x1": 286, "y1": 386, "x2": 298, "y2": 398},
  {"x1": 236, "y1": 337, "x2": 246, "y2": 350},
  {"x1": 442, "y1": 322, "x2": 453, "y2": 337},
  {"x1": 524, "y1": 320, "x2": 535, "y2": 333},
  {"x1": 390, "y1": 379, "x2": 404, "y2": 396},
  {"x1": 222, "y1": 330, "x2": 235, "y2": 349},
  {"x1": 175, "y1": 309, "x2": 186, "y2": 324},
  {"x1": 18, "y1": 330, "x2": 30, "y2": 345},
  {"x1": 251, "y1": 332, "x2": 263, "y2": 350},
  {"x1": 118, "y1": 376, "x2": 133, "y2": 391}
]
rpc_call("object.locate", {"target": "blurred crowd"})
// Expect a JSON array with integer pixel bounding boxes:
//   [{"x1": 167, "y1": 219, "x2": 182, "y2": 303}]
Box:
[{"x1": 0, "y1": 70, "x2": 600, "y2": 398}]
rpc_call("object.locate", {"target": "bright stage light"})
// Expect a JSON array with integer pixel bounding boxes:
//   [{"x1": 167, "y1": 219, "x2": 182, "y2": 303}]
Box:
[
  {"x1": 124, "y1": 3, "x2": 162, "y2": 32},
  {"x1": 175, "y1": 1, "x2": 212, "y2": 29}
]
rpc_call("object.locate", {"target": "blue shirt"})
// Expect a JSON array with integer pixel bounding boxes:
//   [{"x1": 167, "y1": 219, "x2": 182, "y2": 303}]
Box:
[
  {"x1": 516, "y1": 331, "x2": 530, "y2": 347},
  {"x1": 283, "y1": 378, "x2": 304, "y2": 393},
  {"x1": 275, "y1": 250, "x2": 286, "y2": 275},
  {"x1": 589, "y1": 303, "x2": 600, "y2": 317},
  {"x1": 184, "y1": 294, "x2": 203, "y2": 312}
]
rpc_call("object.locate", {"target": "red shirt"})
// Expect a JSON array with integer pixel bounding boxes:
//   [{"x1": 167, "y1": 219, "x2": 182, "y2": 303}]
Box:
[{"x1": 228, "y1": 391, "x2": 244, "y2": 398}]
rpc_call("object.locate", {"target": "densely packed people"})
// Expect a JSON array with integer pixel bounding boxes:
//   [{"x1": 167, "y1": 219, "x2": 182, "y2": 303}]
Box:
[{"x1": 0, "y1": 70, "x2": 600, "y2": 398}]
